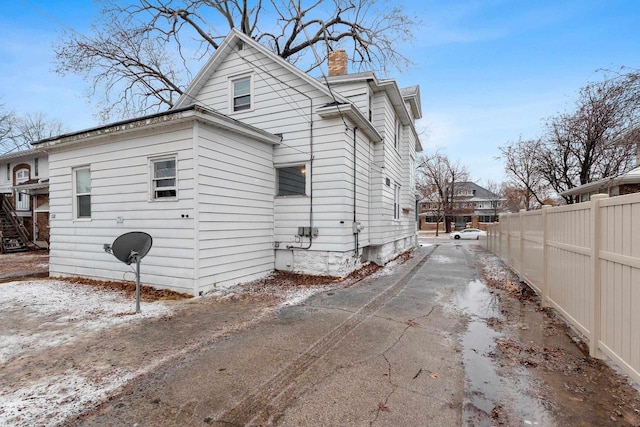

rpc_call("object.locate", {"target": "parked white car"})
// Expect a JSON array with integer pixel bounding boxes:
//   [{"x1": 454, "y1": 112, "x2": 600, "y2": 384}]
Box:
[{"x1": 450, "y1": 228, "x2": 487, "y2": 240}]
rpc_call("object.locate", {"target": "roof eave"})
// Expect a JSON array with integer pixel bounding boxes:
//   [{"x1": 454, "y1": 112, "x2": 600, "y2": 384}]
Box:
[
  {"x1": 0, "y1": 146, "x2": 48, "y2": 162},
  {"x1": 34, "y1": 105, "x2": 281, "y2": 150},
  {"x1": 174, "y1": 29, "x2": 350, "y2": 110},
  {"x1": 317, "y1": 104, "x2": 382, "y2": 143}
]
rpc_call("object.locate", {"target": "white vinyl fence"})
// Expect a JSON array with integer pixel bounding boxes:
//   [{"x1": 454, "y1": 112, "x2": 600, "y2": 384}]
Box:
[{"x1": 487, "y1": 193, "x2": 640, "y2": 385}]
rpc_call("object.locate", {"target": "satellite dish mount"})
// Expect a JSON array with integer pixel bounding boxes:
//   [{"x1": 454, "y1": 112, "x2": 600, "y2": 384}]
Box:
[{"x1": 104, "y1": 232, "x2": 153, "y2": 313}]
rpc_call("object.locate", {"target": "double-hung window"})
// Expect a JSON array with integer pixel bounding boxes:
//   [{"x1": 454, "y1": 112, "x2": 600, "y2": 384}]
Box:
[
  {"x1": 394, "y1": 116, "x2": 401, "y2": 150},
  {"x1": 393, "y1": 183, "x2": 401, "y2": 220},
  {"x1": 74, "y1": 166, "x2": 91, "y2": 219},
  {"x1": 232, "y1": 76, "x2": 252, "y2": 112},
  {"x1": 151, "y1": 156, "x2": 177, "y2": 200}
]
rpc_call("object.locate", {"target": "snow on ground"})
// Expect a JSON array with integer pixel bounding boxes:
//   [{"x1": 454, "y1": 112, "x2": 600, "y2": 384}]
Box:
[
  {"x1": 277, "y1": 286, "x2": 333, "y2": 308},
  {"x1": 0, "y1": 279, "x2": 174, "y2": 364},
  {"x1": 367, "y1": 258, "x2": 403, "y2": 279},
  {"x1": 0, "y1": 279, "x2": 176, "y2": 427},
  {"x1": 478, "y1": 253, "x2": 515, "y2": 284},
  {"x1": 2, "y1": 369, "x2": 137, "y2": 427},
  {"x1": 429, "y1": 254, "x2": 455, "y2": 264}
]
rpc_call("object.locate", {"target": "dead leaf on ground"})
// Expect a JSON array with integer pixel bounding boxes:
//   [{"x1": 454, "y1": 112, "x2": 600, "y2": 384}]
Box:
[{"x1": 378, "y1": 402, "x2": 391, "y2": 412}]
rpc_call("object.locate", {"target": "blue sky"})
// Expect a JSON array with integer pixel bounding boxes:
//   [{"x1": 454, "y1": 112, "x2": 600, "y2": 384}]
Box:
[{"x1": 1, "y1": 0, "x2": 639, "y2": 184}]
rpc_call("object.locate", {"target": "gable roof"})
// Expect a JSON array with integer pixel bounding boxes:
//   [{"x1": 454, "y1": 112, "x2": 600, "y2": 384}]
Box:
[
  {"x1": 174, "y1": 28, "x2": 350, "y2": 110},
  {"x1": 173, "y1": 29, "x2": 386, "y2": 143},
  {"x1": 454, "y1": 182, "x2": 502, "y2": 200}
]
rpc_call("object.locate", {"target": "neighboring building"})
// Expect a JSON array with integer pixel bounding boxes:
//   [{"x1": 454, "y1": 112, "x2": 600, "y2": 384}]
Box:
[
  {"x1": 560, "y1": 166, "x2": 640, "y2": 203},
  {"x1": 33, "y1": 29, "x2": 422, "y2": 295},
  {"x1": 419, "y1": 181, "x2": 505, "y2": 230},
  {"x1": 0, "y1": 148, "x2": 50, "y2": 251}
]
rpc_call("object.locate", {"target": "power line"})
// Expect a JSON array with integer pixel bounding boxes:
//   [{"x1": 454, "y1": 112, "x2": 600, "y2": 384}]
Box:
[{"x1": 18, "y1": 0, "x2": 90, "y2": 40}]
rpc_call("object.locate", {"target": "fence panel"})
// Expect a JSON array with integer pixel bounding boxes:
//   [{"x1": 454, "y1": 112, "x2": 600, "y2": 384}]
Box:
[
  {"x1": 521, "y1": 211, "x2": 543, "y2": 294},
  {"x1": 485, "y1": 193, "x2": 640, "y2": 385},
  {"x1": 546, "y1": 204, "x2": 592, "y2": 336},
  {"x1": 598, "y1": 194, "x2": 640, "y2": 379}
]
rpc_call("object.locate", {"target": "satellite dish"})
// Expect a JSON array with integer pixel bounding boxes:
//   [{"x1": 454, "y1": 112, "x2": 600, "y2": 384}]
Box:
[
  {"x1": 111, "y1": 232, "x2": 153, "y2": 265},
  {"x1": 104, "y1": 232, "x2": 153, "y2": 313}
]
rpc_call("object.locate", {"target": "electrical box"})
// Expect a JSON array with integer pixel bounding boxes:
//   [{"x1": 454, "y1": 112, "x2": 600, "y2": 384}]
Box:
[
  {"x1": 297, "y1": 226, "x2": 319, "y2": 238},
  {"x1": 352, "y1": 222, "x2": 364, "y2": 234}
]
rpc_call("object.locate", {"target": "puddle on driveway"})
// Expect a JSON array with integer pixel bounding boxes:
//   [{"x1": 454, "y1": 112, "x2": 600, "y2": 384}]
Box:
[{"x1": 454, "y1": 279, "x2": 555, "y2": 426}]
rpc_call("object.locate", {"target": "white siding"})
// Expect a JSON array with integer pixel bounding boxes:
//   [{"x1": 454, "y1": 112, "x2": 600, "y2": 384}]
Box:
[
  {"x1": 329, "y1": 81, "x2": 371, "y2": 119},
  {"x1": 196, "y1": 122, "x2": 275, "y2": 291},
  {"x1": 193, "y1": 42, "x2": 366, "y2": 257},
  {"x1": 48, "y1": 125, "x2": 198, "y2": 294}
]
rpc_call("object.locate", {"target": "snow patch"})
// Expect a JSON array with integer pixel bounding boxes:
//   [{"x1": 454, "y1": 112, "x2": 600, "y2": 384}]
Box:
[
  {"x1": 0, "y1": 369, "x2": 135, "y2": 427},
  {"x1": 429, "y1": 254, "x2": 454, "y2": 264},
  {"x1": 278, "y1": 286, "x2": 330, "y2": 308},
  {"x1": 0, "y1": 280, "x2": 174, "y2": 364}
]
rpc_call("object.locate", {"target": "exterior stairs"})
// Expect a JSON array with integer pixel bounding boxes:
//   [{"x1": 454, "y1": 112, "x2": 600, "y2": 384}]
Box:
[{"x1": 0, "y1": 194, "x2": 33, "y2": 253}]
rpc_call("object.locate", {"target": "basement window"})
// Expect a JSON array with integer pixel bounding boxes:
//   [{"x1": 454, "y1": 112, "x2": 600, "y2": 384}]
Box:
[
  {"x1": 277, "y1": 165, "x2": 306, "y2": 196},
  {"x1": 151, "y1": 156, "x2": 177, "y2": 200}
]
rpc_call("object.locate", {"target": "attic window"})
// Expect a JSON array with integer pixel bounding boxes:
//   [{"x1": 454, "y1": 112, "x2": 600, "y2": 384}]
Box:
[{"x1": 231, "y1": 76, "x2": 252, "y2": 112}]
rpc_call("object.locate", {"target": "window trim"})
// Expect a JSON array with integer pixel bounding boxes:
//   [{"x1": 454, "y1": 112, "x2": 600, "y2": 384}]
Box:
[
  {"x1": 394, "y1": 116, "x2": 403, "y2": 151},
  {"x1": 275, "y1": 163, "x2": 309, "y2": 197},
  {"x1": 15, "y1": 168, "x2": 29, "y2": 184},
  {"x1": 73, "y1": 166, "x2": 91, "y2": 221},
  {"x1": 149, "y1": 155, "x2": 178, "y2": 201},
  {"x1": 229, "y1": 74, "x2": 253, "y2": 113},
  {"x1": 393, "y1": 182, "x2": 401, "y2": 220}
]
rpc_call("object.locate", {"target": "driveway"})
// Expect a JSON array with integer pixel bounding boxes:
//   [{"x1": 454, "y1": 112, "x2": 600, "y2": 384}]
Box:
[{"x1": 2, "y1": 242, "x2": 640, "y2": 426}]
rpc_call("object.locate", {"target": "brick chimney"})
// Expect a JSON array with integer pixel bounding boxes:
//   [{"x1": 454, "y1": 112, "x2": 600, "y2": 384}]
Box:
[{"x1": 328, "y1": 50, "x2": 348, "y2": 76}]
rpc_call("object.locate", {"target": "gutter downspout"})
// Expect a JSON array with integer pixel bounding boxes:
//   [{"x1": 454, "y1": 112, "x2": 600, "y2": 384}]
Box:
[
  {"x1": 286, "y1": 95, "x2": 314, "y2": 250},
  {"x1": 299, "y1": 106, "x2": 314, "y2": 250},
  {"x1": 353, "y1": 127, "x2": 358, "y2": 257}
]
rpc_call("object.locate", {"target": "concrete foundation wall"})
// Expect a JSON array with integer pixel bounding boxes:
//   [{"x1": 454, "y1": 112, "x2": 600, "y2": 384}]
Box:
[
  {"x1": 366, "y1": 235, "x2": 417, "y2": 266},
  {"x1": 276, "y1": 248, "x2": 363, "y2": 278},
  {"x1": 274, "y1": 233, "x2": 417, "y2": 278}
]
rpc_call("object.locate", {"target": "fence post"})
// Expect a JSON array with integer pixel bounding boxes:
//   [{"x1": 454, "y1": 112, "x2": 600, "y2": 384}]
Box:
[
  {"x1": 505, "y1": 213, "x2": 511, "y2": 265},
  {"x1": 519, "y1": 209, "x2": 526, "y2": 275},
  {"x1": 589, "y1": 194, "x2": 607, "y2": 359},
  {"x1": 541, "y1": 205, "x2": 551, "y2": 307}
]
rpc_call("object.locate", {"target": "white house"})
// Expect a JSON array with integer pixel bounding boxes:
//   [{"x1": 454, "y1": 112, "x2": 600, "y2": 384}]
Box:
[
  {"x1": 33, "y1": 29, "x2": 422, "y2": 295},
  {"x1": 0, "y1": 148, "x2": 50, "y2": 251}
]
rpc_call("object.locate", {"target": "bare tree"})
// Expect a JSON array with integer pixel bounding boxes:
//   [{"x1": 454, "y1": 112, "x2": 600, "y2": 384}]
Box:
[
  {"x1": 538, "y1": 76, "x2": 639, "y2": 203},
  {"x1": 0, "y1": 112, "x2": 65, "y2": 154},
  {"x1": 55, "y1": 0, "x2": 419, "y2": 121},
  {"x1": 498, "y1": 138, "x2": 548, "y2": 210},
  {"x1": 0, "y1": 104, "x2": 13, "y2": 148},
  {"x1": 417, "y1": 153, "x2": 469, "y2": 234},
  {"x1": 484, "y1": 179, "x2": 505, "y2": 219}
]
